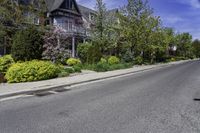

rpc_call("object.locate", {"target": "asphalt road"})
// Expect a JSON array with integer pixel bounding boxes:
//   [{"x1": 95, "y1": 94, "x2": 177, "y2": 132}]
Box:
[{"x1": 1, "y1": 60, "x2": 200, "y2": 133}]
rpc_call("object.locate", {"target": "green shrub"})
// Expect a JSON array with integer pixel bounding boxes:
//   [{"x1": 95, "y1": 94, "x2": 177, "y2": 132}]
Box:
[
  {"x1": 73, "y1": 65, "x2": 82, "y2": 73},
  {"x1": 94, "y1": 62, "x2": 110, "y2": 72},
  {"x1": 77, "y1": 42, "x2": 92, "y2": 63},
  {"x1": 170, "y1": 58, "x2": 176, "y2": 62},
  {"x1": 82, "y1": 62, "x2": 133, "y2": 72},
  {"x1": 108, "y1": 56, "x2": 120, "y2": 65},
  {"x1": 134, "y1": 56, "x2": 143, "y2": 65},
  {"x1": 122, "y1": 51, "x2": 134, "y2": 63},
  {"x1": 62, "y1": 67, "x2": 75, "y2": 73},
  {"x1": 100, "y1": 58, "x2": 107, "y2": 63},
  {"x1": 0, "y1": 55, "x2": 14, "y2": 74},
  {"x1": 77, "y1": 42, "x2": 102, "y2": 64},
  {"x1": 66, "y1": 58, "x2": 81, "y2": 66},
  {"x1": 174, "y1": 56, "x2": 187, "y2": 61},
  {"x1": 58, "y1": 72, "x2": 69, "y2": 78},
  {"x1": 5, "y1": 60, "x2": 60, "y2": 83},
  {"x1": 11, "y1": 26, "x2": 44, "y2": 61},
  {"x1": 109, "y1": 63, "x2": 132, "y2": 71}
]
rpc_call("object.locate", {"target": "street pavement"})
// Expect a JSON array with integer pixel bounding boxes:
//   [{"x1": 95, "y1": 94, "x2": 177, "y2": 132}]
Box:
[{"x1": 0, "y1": 60, "x2": 200, "y2": 133}]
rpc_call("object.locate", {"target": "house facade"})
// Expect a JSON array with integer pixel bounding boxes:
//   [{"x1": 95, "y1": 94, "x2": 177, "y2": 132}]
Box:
[
  {"x1": 0, "y1": 0, "x2": 97, "y2": 57},
  {"x1": 42, "y1": 0, "x2": 97, "y2": 57}
]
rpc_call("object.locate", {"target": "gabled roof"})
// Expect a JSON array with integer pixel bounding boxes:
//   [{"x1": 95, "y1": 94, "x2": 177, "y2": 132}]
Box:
[
  {"x1": 78, "y1": 5, "x2": 96, "y2": 22},
  {"x1": 45, "y1": 0, "x2": 55, "y2": 11},
  {"x1": 78, "y1": 4, "x2": 96, "y2": 15},
  {"x1": 45, "y1": 0, "x2": 80, "y2": 13}
]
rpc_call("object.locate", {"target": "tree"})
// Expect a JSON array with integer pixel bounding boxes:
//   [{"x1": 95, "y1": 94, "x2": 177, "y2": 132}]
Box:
[
  {"x1": 118, "y1": 0, "x2": 165, "y2": 63},
  {"x1": 192, "y1": 39, "x2": 200, "y2": 58},
  {"x1": 42, "y1": 27, "x2": 71, "y2": 63},
  {"x1": 0, "y1": 0, "x2": 47, "y2": 55},
  {"x1": 11, "y1": 26, "x2": 44, "y2": 61},
  {"x1": 92, "y1": 0, "x2": 116, "y2": 56},
  {"x1": 176, "y1": 32, "x2": 193, "y2": 58}
]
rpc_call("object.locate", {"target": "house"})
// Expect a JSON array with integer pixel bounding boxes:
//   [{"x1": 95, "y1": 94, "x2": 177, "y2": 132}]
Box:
[
  {"x1": 0, "y1": 0, "x2": 97, "y2": 57},
  {"x1": 43, "y1": 0, "x2": 98, "y2": 57},
  {"x1": 0, "y1": 0, "x2": 119, "y2": 57}
]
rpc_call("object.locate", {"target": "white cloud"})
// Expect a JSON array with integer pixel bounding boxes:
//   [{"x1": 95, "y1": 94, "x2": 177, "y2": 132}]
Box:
[
  {"x1": 176, "y1": 0, "x2": 200, "y2": 9},
  {"x1": 189, "y1": 0, "x2": 200, "y2": 8},
  {"x1": 162, "y1": 15, "x2": 184, "y2": 24}
]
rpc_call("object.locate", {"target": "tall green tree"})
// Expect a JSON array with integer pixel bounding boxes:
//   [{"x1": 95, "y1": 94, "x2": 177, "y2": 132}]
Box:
[
  {"x1": 176, "y1": 32, "x2": 193, "y2": 58},
  {"x1": 192, "y1": 39, "x2": 200, "y2": 58},
  {"x1": 0, "y1": 0, "x2": 27, "y2": 54},
  {"x1": 92, "y1": 0, "x2": 108, "y2": 55}
]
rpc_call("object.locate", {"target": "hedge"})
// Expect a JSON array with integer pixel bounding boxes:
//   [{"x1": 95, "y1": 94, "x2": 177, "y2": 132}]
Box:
[
  {"x1": 0, "y1": 55, "x2": 14, "y2": 74},
  {"x1": 5, "y1": 60, "x2": 60, "y2": 83}
]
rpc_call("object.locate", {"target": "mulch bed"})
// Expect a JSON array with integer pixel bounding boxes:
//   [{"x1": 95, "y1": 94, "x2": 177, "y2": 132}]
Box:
[{"x1": 0, "y1": 73, "x2": 6, "y2": 83}]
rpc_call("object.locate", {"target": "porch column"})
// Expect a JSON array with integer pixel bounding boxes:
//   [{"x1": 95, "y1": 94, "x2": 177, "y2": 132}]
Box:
[{"x1": 72, "y1": 36, "x2": 75, "y2": 58}]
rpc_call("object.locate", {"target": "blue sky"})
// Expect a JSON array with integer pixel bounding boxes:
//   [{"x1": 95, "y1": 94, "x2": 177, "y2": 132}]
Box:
[{"x1": 77, "y1": 0, "x2": 200, "y2": 40}]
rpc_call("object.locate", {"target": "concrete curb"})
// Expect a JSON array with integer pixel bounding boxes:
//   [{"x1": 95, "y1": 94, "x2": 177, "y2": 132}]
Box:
[{"x1": 0, "y1": 60, "x2": 195, "y2": 99}]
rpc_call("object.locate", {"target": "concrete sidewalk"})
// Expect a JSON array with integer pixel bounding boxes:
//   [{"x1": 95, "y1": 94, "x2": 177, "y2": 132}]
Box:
[{"x1": 0, "y1": 60, "x2": 192, "y2": 99}]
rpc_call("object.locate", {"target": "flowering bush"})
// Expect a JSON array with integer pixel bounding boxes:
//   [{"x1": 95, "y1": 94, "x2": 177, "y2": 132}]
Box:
[{"x1": 43, "y1": 28, "x2": 71, "y2": 63}]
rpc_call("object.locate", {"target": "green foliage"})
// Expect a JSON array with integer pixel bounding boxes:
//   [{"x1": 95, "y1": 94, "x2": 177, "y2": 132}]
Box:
[
  {"x1": 134, "y1": 56, "x2": 143, "y2": 65},
  {"x1": 192, "y1": 39, "x2": 200, "y2": 58},
  {"x1": 66, "y1": 58, "x2": 81, "y2": 66},
  {"x1": 77, "y1": 42, "x2": 92, "y2": 63},
  {"x1": 83, "y1": 61, "x2": 132, "y2": 72},
  {"x1": 108, "y1": 63, "x2": 133, "y2": 71},
  {"x1": 100, "y1": 58, "x2": 107, "y2": 63},
  {"x1": 0, "y1": 55, "x2": 14, "y2": 73},
  {"x1": 62, "y1": 67, "x2": 75, "y2": 74},
  {"x1": 73, "y1": 65, "x2": 82, "y2": 73},
  {"x1": 58, "y1": 72, "x2": 69, "y2": 78},
  {"x1": 174, "y1": 57, "x2": 187, "y2": 61},
  {"x1": 11, "y1": 26, "x2": 43, "y2": 61},
  {"x1": 78, "y1": 42, "x2": 102, "y2": 64},
  {"x1": 170, "y1": 58, "x2": 176, "y2": 62},
  {"x1": 5, "y1": 60, "x2": 60, "y2": 83},
  {"x1": 108, "y1": 56, "x2": 120, "y2": 65},
  {"x1": 122, "y1": 51, "x2": 134, "y2": 63},
  {"x1": 94, "y1": 62, "x2": 110, "y2": 72},
  {"x1": 175, "y1": 32, "x2": 193, "y2": 58}
]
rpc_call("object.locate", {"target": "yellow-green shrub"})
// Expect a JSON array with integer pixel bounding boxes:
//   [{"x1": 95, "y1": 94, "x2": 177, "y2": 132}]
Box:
[
  {"x1": 108, "y1": 56, "x2": 120, "y2": 65},
  {"x1": 5, "y1": 60, "x2": 60, "y2": 83},
  {"x1": 100, "y1": 58, "x2": 107, "y2": 63},
  {"x1": 0, "y1": 55, "x2": 14, "y2": 74},
  {"x1": 66, "y1": 58, "x2": 81, "y2": 66}
]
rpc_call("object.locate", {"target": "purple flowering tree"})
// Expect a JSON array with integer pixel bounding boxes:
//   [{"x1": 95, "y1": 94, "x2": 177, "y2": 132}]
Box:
[{"x1": 42, "y1": 27, "x2": 71, "y2": 63}]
